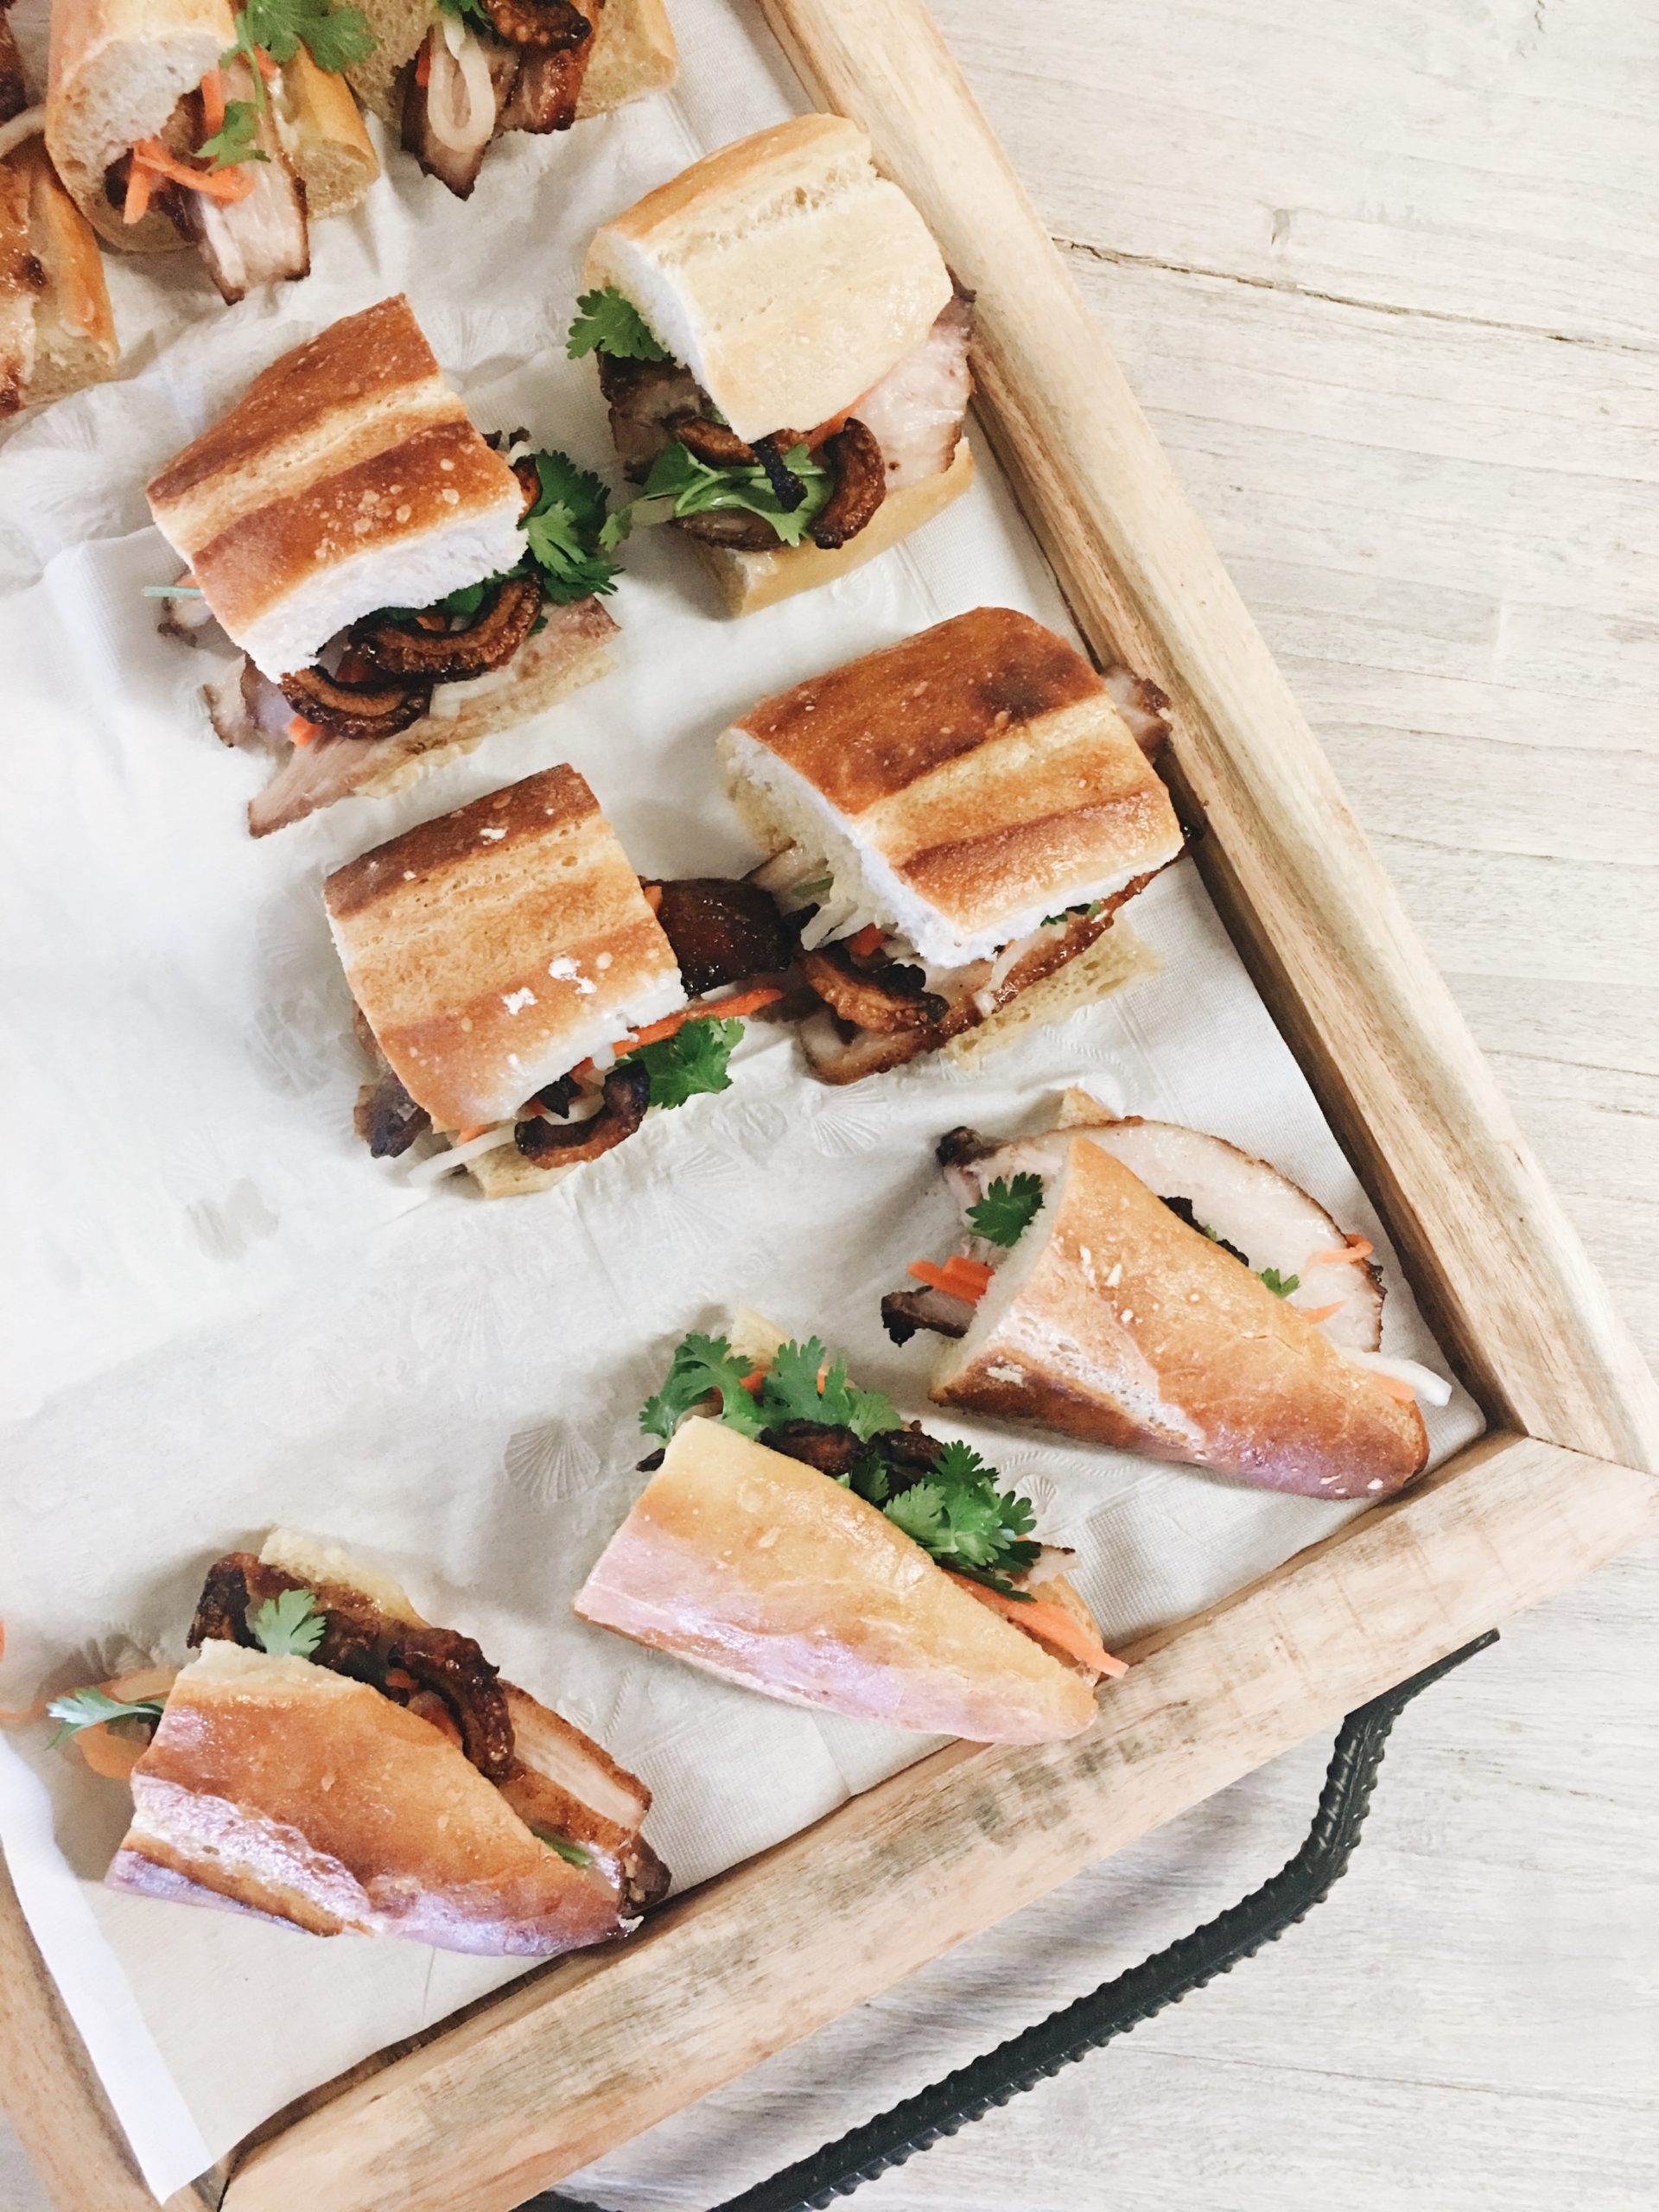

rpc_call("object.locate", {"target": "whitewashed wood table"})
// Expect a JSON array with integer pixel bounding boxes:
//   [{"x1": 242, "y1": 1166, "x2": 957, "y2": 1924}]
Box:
[{"x1": 4, "y1": 0, "x2": 1656, "y2": 2204}]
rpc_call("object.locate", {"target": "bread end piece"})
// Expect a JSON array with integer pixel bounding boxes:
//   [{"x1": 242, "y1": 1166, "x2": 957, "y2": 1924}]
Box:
[
  {"x1": 280, "y1": 47, "x2": 379, "y2": 219},
  {"x1": 696, "y1": 442, "x2": 974, "y2": 618},
  {"x1": 575, "y1": 1417, "x2": 1098, "y2": 1743}
]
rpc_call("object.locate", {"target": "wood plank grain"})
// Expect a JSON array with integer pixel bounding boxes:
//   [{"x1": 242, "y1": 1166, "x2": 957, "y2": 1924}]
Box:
[
  {"x1": 752, "y1": 0, "x2": 1659, "y2": 1476},
  {"x1": 217, "y1": 1431, "x2": 1657, "y2": 2212},
  {"x1": 0, "y1": 1855, "x2": 203, "y2": 2212}
]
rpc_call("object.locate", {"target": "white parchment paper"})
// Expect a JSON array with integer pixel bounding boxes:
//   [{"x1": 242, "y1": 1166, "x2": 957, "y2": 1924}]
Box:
[{"x1": 0, "y1": 2, "x2": 1483, "y2": 2195}]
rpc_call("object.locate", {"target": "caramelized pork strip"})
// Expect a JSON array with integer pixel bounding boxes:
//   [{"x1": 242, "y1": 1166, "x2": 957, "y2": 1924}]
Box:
[
  {"x1": 351, "y1": 575, "x2": 543, "y2": 683},
  {"x1": 647, "y1": 877, "x2": 793, "y2": 995},
  {"x1": 809, "y1": 419, "x2": 886, "y2": 550},
  {"x1": 278, "y1": 664, "x2": 431, "y2": 741},
  {"x1": 515, "y1": 1063, "x2": 651, "y2": 1165},
  {"x1": 798, "y1": 943, "x2": 946, "y2": 1033}
]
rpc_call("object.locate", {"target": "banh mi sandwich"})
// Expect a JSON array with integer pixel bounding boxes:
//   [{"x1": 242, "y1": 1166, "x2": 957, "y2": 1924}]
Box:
[
  {"x1": 885, "y1": 1094, "x2": 1452, "y2": 1500},
  {"x1": 147, "y1": 296, "x2": 622, "y2": 835},
  {"x1": 718, "y1": 608, "x2": 1185, "y2": 1081},
  {"x1": 347, "y1": 0, "x2": 677, "y2": 201},
  {"x1": 569, "y1": 116, "x2": 976, "y2": 616},
  {"x1": 31, "y1": 1529, "x2": 667, "y2": 1952},
  {"x1": 46, "y1": 0, "x2": 379, "y2": 302},
  {"x1": 326, "y1": 763, "x2": 792, "y2": 1194},
  {"x1": 575, "y1": 1311, "x2": 1126, "y2": 1742},
  {"x1": 0, "y1": 12, "x2": 118, "y2": 413}
]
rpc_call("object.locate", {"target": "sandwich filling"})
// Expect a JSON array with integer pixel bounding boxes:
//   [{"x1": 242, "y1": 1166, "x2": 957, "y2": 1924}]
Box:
[
  {"x1": 41, "y1": 1542, "x2": 669, "y2": 1913},
  {"x1": 162, "y1": 436, "x2": 620, "y2": 830},
  {"x1": 360, "y1": 873, "x2": 792, "y2": 1181},
  {"x1": 637, "y1": 1321, "x2": 1126, "y2": 1681},
  {"x1": 403, "y1": 0, "x2": 607, "y2": 198},
  {"x1": 102, "y1": 4, "x2": 376, "y2": 302},
  {"x1": 884, "y1": 1119, "x2": 1455, "y2": 1418},
  {"x1": 567, "y1": 285, "x2": 976, "y2": 561}
]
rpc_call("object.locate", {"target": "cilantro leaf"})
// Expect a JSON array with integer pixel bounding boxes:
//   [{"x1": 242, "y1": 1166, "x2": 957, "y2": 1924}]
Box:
[
  {"x1": 196, "y1": 100, "x2": 269, "y2": 168},
  {"x1": 46, "y1": 1686, "x2": 168, "y2": 1746},
  {"x1": 757, "y1": 1338, "x2": 903, "y2": 1442},
  {"x1": 604, "y1": 437, "x2": 830, "y2": 553},
  {"x1": 966, "y1": 1173, "x2": 1045, "y2": 1249},
  {"x1": 640, "y1": 1332, "x2": 767, "y2": 1444},
  {"x1": 880, "y1": 1440, "x2": 1041, "y2": 1592},
  {"x1": 520, "y1": 448, "x2": 621, "y2": 603},
  {"x1": 436, "y1": 0, "x2": 494, "y2": 24},
  {"x1": 1039, "y1": 900, "x2": 1105, "y2": 926},
  {"x1": 1259, "y1": 1268, "x2": 1300, "y2": 1298},
  {"x1": 622, "y1": 1018, "x2": 741, "y2": 1112},
  {"x1": 567, "y1": 287, "x2": 670, "y2": 363},
  {"x1": 238, "y1": 0, "x2": 376, "y2": 73},
  {"x1": 531, "y1": 1826, "x2": 593, "y2": 1867},
  {"x1": 250, "y1": 1587, "x2": 326, "y2": 1657}
]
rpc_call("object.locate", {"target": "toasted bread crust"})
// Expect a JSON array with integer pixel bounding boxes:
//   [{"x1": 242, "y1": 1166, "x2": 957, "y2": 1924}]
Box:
[
  {"x1": 325, "y1": 765, "x2": 683, "y2": 1132},
  {"x1": 934, "y1": 1136, "x2": 1428, "y2": 1499},
  {"x1": 575, "y1": 1419, "x2": 1099, "y2": 1743}
]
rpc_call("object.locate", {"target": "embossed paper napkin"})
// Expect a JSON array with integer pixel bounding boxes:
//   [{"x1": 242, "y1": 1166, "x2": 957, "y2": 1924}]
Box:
[{"x1": 0, "y1": 0, "x2": 1483, "y2": 2194}]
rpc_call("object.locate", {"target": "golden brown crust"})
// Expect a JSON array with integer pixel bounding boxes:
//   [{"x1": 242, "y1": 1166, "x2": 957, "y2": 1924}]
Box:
[
  {"x1": 187, "y1": 418, "x2": 509, "y2": 645},
  {"x1": 15, "y1": 141, "x2": 118, "y2": 401},
  {"x1": 0, "y1": 158, "x2": 40, "y2": 414},
  {"x1": 111, "y1": 1647, "x2": 628, "y2": 1954},
  {"x1": 934, "y1": 1136, "x2": 1428, "y2": 1500},
  {"x1": 325, "y1": 765, "x2": 683, "y2": 1132},
  {"x1": 726, "y1": 601, "x2": 1184, "y2": 940},
  {"x1": 575, "y1": 1419, "x2": 1098, "y2": 1743},
  {"x1": 148, "y1": 298, "x2": 442, "y2": 511}
]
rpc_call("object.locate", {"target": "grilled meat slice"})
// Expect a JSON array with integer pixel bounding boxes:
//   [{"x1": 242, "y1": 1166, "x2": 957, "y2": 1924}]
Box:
[
  {"x1": 648, "y1": 877, "x2": 792, "y2": 995},
  {"x1": 881, "y1": 1287, "x2": 973, "y2": 1344},
  {"x1": 354, "y1": 1062, "x2": 431, "y2": 1160},
  {"x1": 810, "y1": 419, "x2": 886, "y2": 550},
  {"x1": 799, "y1": 944, "x2": 946, "y2": 1032},
  {"x1": 351, "y1": 575, "x2": 542, "y2": 683},
  {"x1": 598, "y1": 353, "x2": 702, "y2": 478},
  {"x1": 278, "y1": 664, "x2": 432, "y2": 741},
  {"x1": 514, "y1": 1063, "x2": 651, "y2": 1165}
]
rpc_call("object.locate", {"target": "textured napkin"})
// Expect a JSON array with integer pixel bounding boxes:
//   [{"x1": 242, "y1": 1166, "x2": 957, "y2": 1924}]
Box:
[{"x1": 0, "y1": 0, "x2": 1483, "y2": 2196}]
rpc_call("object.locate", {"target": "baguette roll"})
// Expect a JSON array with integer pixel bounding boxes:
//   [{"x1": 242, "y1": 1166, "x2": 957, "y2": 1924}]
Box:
[
  {"x1": 147, "y1": 295, "x2": 525, "y2": 681},
  {"x1": 584, "y1": 115, "x2": 952, "y2": 447},
  {"x1": 575, "y1": 1416, "x2": 1100, "y2": 1744},
  {"x1": 108, "y1": 1529, "x2": 667, "y2": 1953},
  {"x1": 325, "y1": 763, "x2": 684, "y2": 1134},
  {"x1": 930, "y1": 1130, "x2": 1430, "y2": 1499},
  {"x1": 47, "y1": 0, "x2": 377, "y2": 258}
]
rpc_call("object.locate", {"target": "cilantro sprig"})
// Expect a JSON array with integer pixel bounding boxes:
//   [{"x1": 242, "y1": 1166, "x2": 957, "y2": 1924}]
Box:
[
  {"x1": 46, "y1": 1686, "x2": 168, "y2": 1746},
  {"x1": 567, "y1": 287, "x2": 670, "y2": 363},
  {"x1": 879, "y1": 1440, "x2": 1041, "y2": 1598},
  {"x1": 251, "y1": 1587, "x2": 326, "y2": 1657},
  {"x1": 520, "y1": 449, "x2": 621, "y2": 603},
  {"x1": 532, "y1": 1826, "x2": 594, "y2": 1867},
  {"x1": 1259, "y1": 1268, "x2": 1300, "y2": 1299},
  {"x1": 638, "y1": 1334, "x2": 1040, "y2": 1592},
  {"x1": 967, "y1": 1173, "x2": 1045, "y2": 1249},
  {"x1": 602, "y1": 438, "x2": 830, "y2": 554},
  {"x1": 622, "y1": 1018, "x2": 741, "y2": 1113},
  {"x1": 206, "y1": 0, "x2": 375, "y2": 168}
]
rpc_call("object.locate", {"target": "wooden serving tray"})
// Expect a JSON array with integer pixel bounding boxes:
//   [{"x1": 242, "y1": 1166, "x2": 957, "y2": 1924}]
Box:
[{"x1": 5, "y1": 1, "x2": 1657, "y2": 2205}]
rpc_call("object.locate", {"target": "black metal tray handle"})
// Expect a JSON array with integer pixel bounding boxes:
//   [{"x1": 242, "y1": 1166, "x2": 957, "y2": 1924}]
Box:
[{"x1": 530, "y1": 1631, "x2": 1497, "y2": 2212}]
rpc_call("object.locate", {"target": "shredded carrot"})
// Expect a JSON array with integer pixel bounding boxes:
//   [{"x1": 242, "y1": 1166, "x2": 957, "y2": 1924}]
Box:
[
  {"x1": 642, "y1": 883, "x2": 663, "y2": 912},
  {"x1": 1305, "y1": 1235, "x2": 1376, "y2": 1269},
  {"x1": 253, "y1": 45, "x2": 279, "y2": 80},
  {"x1": 76, "y1": 1725, "x2": 147, "y2": 1780},
  {"x1": 416, "y1": 35, "x2": 433, "y2": 85},
  {"x1": 940, "y1": 1255, "x2": 994, "y2": 1299},
  {"x1": 907, "y1": 1260, "x2": 972, "y2": 1300},
  {"x1": 130, "y1": 138, "x2": 256, "y2": 201},
  {"x1": 200, "y1": 66, "x2": 226, "y2": 137},
  {"x1": 948, "y1": 1575, "x2": 1129, "y2": 1681},
  {"x1": 384, "y1": 1667, "x2": 419, "y2": 1694},
  {"x1": 624, "y1": 986, "x2": 784, "y2": 1056},
  {"x1": 123, "y1": 160, "x2": 154, "y2": 226},
  {"x1": 286, "y1": 715, "x2": 320, "y2": 747},
  {"x1": 846, "y1": 923, "x2": 886, "y2": 959},
  {"x1": 415, "y1": 607, "x2": 449, "y2": 632},
  {"x1": 739, "y1": 1366, "x2": 767, "y2": 1394},
  {"x1": 1296, "y1": 1301, "x2": 1344, "y2": 1325}
]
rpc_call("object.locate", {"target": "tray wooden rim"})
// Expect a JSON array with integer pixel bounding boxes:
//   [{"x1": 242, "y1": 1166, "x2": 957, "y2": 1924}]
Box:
[{"x1": 4, "y1": 0, "x2": 1657, "y2": 2204}]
